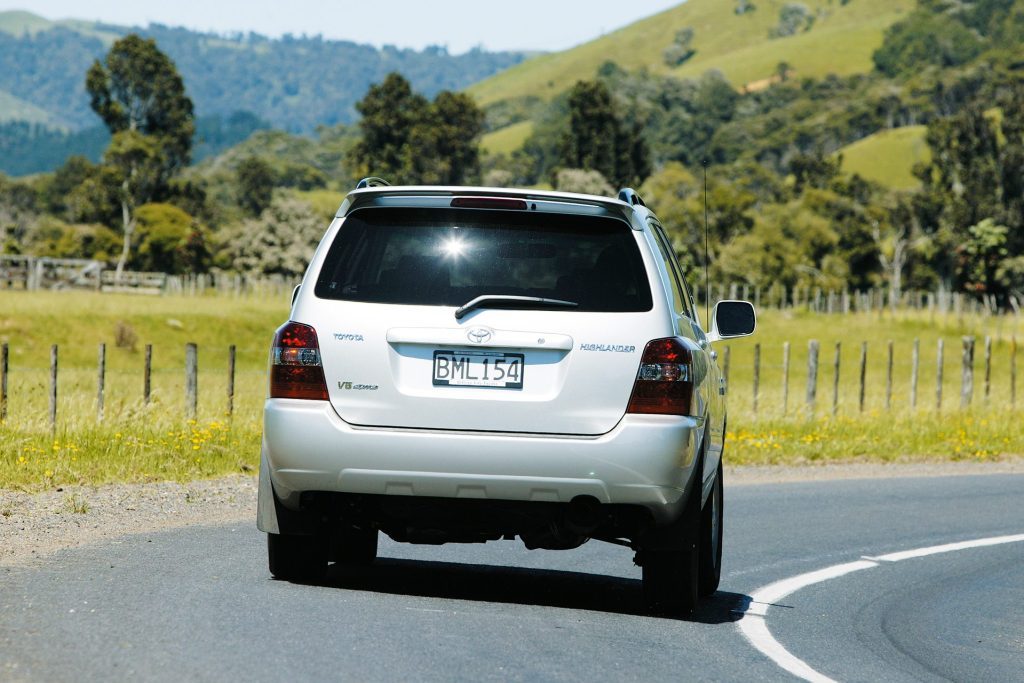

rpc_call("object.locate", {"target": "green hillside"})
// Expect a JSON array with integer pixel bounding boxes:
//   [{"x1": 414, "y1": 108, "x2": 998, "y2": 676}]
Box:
[
  {"x1": 0, "y1": 89, "x2": 57, "y2": 126},
  {"x1": 469, "y1": 0, "x2": 911, "y2": 107},
  {"x1": 481, "y1": 120, "x2": 534, "y2": 155},
  {"x1": 0, "y1": 9, "x2": 528, "y2": 135},
  {"x1": 0, "y1": 9, "x2": 52, "y2": 35},
  {"x1": 0, "y1": 10, "x2": 122, "y2": 44},
  {"x1": 839, "y1": 126, "x2": 929, "y2": 189}
]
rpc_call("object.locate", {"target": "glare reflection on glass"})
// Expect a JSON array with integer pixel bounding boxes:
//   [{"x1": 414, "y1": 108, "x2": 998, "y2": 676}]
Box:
[{"x1": 440, "y1": 233, "x2": 468, "y2": 258}]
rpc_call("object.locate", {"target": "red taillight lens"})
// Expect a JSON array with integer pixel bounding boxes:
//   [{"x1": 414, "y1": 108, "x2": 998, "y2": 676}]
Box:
[
  {"x1": 269, "y1": 322, "x2": 329, "y2": 400},
  {"x1": 626, "y1": 337, "x2": 695, "y2": 416}
]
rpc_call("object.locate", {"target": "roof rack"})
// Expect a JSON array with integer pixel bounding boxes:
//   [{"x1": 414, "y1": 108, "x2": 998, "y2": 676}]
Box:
[
  {"x1": 617, "y1": 188, "x2": 646, "y2": 207},
  {"x1": 355, "y1": 176, "x2": 391, "y2": 189}
]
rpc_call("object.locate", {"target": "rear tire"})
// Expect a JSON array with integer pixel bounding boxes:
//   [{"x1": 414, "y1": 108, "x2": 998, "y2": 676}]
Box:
[
  {"x1": 698, "y1": 461, "x2": 724, "y2": 596},
  {"x1": 642, "y1": 474, "x2": 701, "y2": 615},
  {"x1": 642, "y1": 544, "x2": 699, "y2": 615},
  {"x1": 267, "y1": 533, "x2": 328, "y2": 582},
  {"x1": 334, "y1": 526, "x2": 378, "y2": 565}
]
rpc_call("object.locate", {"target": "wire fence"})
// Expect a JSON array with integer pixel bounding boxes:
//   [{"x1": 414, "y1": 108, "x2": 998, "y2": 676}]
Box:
[
  {"x1": 1, "y1": 334, "x2": 1015, "y2": 436},
  {"x1": 719, "y1": 335, "x2": 1017, "y2": 419},
  {"x1": 2, "y1": 255, "x2": 1020, "y2": 316}
]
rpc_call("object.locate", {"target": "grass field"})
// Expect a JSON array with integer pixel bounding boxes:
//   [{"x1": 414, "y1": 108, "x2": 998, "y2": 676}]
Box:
[
  {"x1": 468, "y1": 0, "x2": 910, "y2": 107},
  {"x1": 481, "y1": 121, "x2": 535, "y2": 156},
  {"x1": 839, "y1": 125, "x2": 929, "y2": 189},
  {"x1": 717, "y1": 306, "x2": 1024, "y2": 464},
  {"x1": 0, "y1": 291, "x2": 286, "y2": 491},
  {"x1": 1, "y1": 291, "x2": 1021, "y2": 491}
]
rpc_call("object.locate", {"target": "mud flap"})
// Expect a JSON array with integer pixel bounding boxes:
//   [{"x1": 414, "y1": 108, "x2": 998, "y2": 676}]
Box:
[{"x1": 256, "y1": 446, "x2": 280, "y2": 534}]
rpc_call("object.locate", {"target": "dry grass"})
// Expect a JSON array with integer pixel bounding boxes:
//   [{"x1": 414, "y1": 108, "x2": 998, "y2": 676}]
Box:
[{"x1": 1, "y1": 290, "x2": 1020, "y2": 490}]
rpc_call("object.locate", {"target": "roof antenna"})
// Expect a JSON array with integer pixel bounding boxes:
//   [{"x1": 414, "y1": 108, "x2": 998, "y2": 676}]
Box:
[{"x1": 702, "y1": 159, "x2": 711, "y2": 329}]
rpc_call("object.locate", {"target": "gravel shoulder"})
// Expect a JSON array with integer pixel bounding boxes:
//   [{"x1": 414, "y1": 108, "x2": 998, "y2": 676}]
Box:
[
  {"x1": 3, "y1": 458, "x2": 1022, "y2": 566},
  {"x1": 1, "y1": 476, "x2": 256, "y2": 567}
]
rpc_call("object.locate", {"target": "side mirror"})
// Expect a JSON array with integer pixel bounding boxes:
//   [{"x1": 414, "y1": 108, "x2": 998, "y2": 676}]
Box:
[
  {"x1": 707, "y1": 300, "x2": 755, "y2": 343},
  {"x1": 291, "y1": 285, "x2": 301, "y2": 307}
]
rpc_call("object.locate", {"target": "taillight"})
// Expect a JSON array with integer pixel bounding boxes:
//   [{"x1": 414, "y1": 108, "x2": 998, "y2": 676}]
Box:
[
  {"x1": 626, "y1": 337, "x2": 696, "y2": 416},
  {"x1": 269, "y1": 322, "x2": 329, "y2": 400}
]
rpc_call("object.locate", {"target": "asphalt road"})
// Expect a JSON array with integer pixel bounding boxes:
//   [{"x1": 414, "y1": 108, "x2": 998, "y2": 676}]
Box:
[{"x1": 2, "y1": 474, "x2": 1022, "y2": 682}]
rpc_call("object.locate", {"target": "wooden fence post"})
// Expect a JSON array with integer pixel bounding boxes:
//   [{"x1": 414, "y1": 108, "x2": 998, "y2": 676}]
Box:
[
  {"x1": 806, "y1": 340, "x2": 819, "y2": 413},
  {"x1": 97, "y1": 343, "x2": 105, "y2": 422},
  {"x1": 782, "y1": 342, "x2": 790, "y2": 416},
  {"x1": 961, "y1": 336, "x2": 974, "y2": 409},
  {"x1": 752, "y1": 343, "x2": 760, "y2": 415},
  {"x1": 886, "y1": 340, "x2": 894, "y2": 411},
  {"x1": 936, "y1": 339, "x2": 944, "y2": 412},
  {"x1": 910, "y1": 338, "x2": 919, "y2": 410},
  {"x1": 984, "y1": 336, "x2": 991, "y2": 404},
  {"x1": 723, "y1": 345, "x2": 731, "y2": 385},
  {"x1": 859, "y1": 342, "x2": 867, "y2": 413},
  {"x1": 49, "y1": 344, "x2": 58, "y2": 433},
  {"x1": 144, "y1": 344, "x2": 152, "y2": 405},
  {"x1": 832, "y1": 342, "x2": 841, "y2": 416},
  {"x1": 1012, "y1": 336, "x2": 1017, "y2": 408},
  {"x1": 228, "y1": 344, "x2": 236, "y2": 417},
  {"x1": 186, "y1": 343, "x2": 198, "y2": 420},
  {"x1": 0, "y1": 342, "x2": 7, "y2": 423}
]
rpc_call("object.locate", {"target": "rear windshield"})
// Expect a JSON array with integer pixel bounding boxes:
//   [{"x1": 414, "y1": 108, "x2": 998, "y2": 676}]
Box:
[{"x1": 314, "y1": 207, "x2": 653, "y2": 312}]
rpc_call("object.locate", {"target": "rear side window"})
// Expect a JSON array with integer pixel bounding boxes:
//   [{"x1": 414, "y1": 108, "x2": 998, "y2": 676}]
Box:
[
  {"x1": 650, "y1": 222, "x2": 695, "y2": 320},
  {"x1": 314, "y1": 207, "x2": 653, "y2": 312}
]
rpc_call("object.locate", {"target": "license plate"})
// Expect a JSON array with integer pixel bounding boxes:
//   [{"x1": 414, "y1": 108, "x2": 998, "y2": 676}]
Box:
[{"x1": 432, "y1": 350, "x2": 524, "y2": 389}]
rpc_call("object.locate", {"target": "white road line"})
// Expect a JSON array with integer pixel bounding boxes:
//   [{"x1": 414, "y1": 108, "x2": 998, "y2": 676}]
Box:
[
  {"x1": 865, "y1": 533, "x2": 1024, "y2": 563},
  {"x1": 742, "y1": 560, "x2": 878, "y2": 617},
  {"x1": 736, "y1": 533, "x2": 1024, "y2": 682}
]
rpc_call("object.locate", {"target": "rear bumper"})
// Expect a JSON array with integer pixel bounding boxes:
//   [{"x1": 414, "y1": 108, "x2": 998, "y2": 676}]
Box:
[{"x1": 257, "y1": 399, "x2": 701, "y2": 532}]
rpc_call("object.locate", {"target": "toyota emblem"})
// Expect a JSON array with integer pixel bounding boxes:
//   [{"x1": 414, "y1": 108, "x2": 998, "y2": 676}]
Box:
[{"x1": 467, "y1": 327, "x2": 492, "y2": 344}]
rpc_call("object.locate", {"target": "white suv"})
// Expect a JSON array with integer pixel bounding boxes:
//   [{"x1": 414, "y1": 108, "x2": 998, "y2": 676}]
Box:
[{"x1": 257, "y1": 180, "x2": 755, "y2": 614}]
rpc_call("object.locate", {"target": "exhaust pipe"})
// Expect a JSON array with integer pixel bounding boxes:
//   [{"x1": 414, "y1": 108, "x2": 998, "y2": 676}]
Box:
[{"x1": 566, "y1": 495, "x2": 603, "y2": 535}]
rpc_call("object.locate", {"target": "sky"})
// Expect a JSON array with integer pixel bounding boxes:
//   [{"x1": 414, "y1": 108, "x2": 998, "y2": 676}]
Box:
[{"x1": 0, "y1": 0, "x2": 682, "y2": 54}]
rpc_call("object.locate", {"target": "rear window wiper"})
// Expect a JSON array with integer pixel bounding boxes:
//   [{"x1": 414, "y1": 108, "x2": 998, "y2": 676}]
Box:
[{"x1": 454, "y1": 295, "x2": 579, "y2": 320}]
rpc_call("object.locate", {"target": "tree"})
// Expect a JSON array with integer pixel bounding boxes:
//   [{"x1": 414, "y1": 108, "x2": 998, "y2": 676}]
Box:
[
  {"x1": 85, "y1": 35, "x2": 194, "y2": 277},
  {"x1": 912, "y1": 99, "x2": 1017, "y2": 288},
  {"x1": 349, "y1": 73, "x2": 484, "y2": 185},
  {"x1": 419, "y1": 90, "x2": 485, "y2": 185},
  {"x1": 218, "y1": 196, "x2": 324, "y2": 276},
  {"x1": 789, "y1": 149, "x2": 842, "y2": 192},
  {"x1": 770, "y1": 3, "x2": 814, "y2": 38},
  {"x1": 961, "y1": 218, "x2": 1009, "y2": 295},
  {"x1": 236, "y1": 157, "x2": 276, "y2": 217},
  {"x1": 735, "y1": 0, "x2": 756, "y2": 15},
  {"x1": 86, "y1": 34, "x2": 194, "y2": 173},
  {"x1": 103, "y1": 131, "x2": 168, "y2": 277},
  {"x1": 663, "y1": 28, "x2": 696, "y2": 67},
  {"x1": 134, "y1": 203, "x2": 210, "y2": 274},
  {"x1": 560, "y1": 81, "x2": 618, "y2": 184},
  {"x1": 872, "y1": 10, "x2": 985, "y2": 77},
  {"x1": 554, "y1": 168, "x2": 615, "y2": 196},
  {"x1": 0, "y1": 174, "x2": 40, "y2": 252},
  {"x1": 349, "y1": 73, "x2": 429, "y2": 181},
  {"x1": 40, "y1": 156, "x2": 96, "y2": 217},
  {"x1": 559, "y1": 80, "x2": 650, "y2": 187}
]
